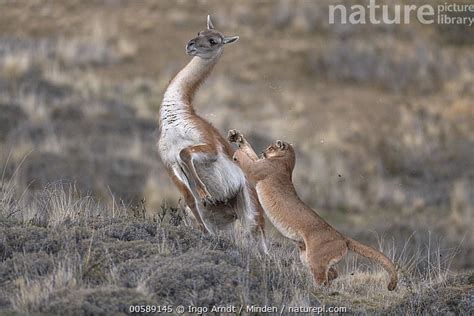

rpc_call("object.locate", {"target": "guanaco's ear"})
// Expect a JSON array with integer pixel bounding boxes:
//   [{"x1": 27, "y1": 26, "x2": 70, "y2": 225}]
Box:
[
  {"x1": 207, "y1": 15, "x2": 214, "y2": 30},
  {"x1": 223, "y1": 36, "x2": 239, "y2": 45}
]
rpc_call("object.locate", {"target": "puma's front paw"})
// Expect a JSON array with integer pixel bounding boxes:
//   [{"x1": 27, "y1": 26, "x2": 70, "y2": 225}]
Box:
[
  {"x1": 227, "y1": 129, "x2": 240, "y2": 143},
  {"x1": 227, "y1": 129, "x2": 245, "y2": 144}
]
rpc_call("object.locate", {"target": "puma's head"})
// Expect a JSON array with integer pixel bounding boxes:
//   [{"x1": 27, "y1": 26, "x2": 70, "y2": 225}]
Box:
[
  {"x1": 262, "y1": 140, "x2": 296, "y2": 174},
  {"x1": 262, "y1": 140, "x2": 294, "y2": 159}
]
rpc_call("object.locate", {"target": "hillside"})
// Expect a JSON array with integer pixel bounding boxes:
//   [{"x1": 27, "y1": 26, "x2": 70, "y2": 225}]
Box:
[{"x1": 0, "y1": 188, "x2": 473, "y2": 314}]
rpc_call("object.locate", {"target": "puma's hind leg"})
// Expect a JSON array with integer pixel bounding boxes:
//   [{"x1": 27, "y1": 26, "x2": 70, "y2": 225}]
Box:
[
  {"x1": 299, "y1": 241, "x2": 330, "y2": 286},
  {"x1": 298, "y1": 241, "x2": 308, "y2": 266},
  {"x1": 307, "y1": 261, "x2": 338, "y2": 285},
  {"x1": 310, "y1": 264, "x2": 330, "y2": 286},
  {"x1": 306, "y1": 239, "x2": 347, "y2": 287},
  {"x1": 310, "y1": 265, "x2": 338, "y2": 286}
]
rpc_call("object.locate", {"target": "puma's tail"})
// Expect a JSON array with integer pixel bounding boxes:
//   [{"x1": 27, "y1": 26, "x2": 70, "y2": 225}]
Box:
[{"x1": 346, "y1": 237, "x2": 397, "y2": 291}]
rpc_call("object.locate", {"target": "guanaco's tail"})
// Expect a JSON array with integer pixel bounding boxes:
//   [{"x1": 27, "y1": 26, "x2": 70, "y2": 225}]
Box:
[{"x1": 346, "y1": 237, "x2": 397, "y2": 291}]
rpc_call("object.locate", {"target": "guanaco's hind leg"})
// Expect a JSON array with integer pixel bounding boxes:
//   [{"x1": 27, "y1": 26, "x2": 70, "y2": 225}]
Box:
[
  {"x1": 178, "y1": 144, "x2": 217, "y2": 206},
  {"x1": 167, "y1": 167, "x2": 210, "y2": 233},
  {"x1": 248, "y1": 184, "x2": 268, "y2": 253}
]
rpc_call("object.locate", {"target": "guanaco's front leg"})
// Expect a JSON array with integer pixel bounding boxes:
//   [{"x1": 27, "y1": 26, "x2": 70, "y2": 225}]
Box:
[
  {"x1": 179, "y1": 144, "x2": 217, "y2": 206},
  {"x1": 166, "y1": 167, "x2": 210, "y2": 233}
]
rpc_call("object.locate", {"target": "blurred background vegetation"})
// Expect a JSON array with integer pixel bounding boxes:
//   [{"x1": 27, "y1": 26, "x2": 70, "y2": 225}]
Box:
[{"x1": 0, "y1": 0, "x2": 472, "y2": 272}]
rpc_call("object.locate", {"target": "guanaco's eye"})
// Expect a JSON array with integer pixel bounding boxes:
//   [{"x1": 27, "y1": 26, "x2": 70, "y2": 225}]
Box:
[{"x1": 209, "y1": 38, "x2": 217, "y2": 45}]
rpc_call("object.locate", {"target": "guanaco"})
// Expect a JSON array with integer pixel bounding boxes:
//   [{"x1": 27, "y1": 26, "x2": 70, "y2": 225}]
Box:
[
  {"x1": 228, "y1": 129, "x2": 397, "y2": 290},
  {"x1": 158, "y1": 16, "x2": 266, "y2": 251}
]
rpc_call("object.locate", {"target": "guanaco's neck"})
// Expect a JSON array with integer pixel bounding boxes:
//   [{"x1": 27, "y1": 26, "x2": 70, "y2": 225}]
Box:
[{"x1": 162, "y1": 54, "x2": 220, "y2": 112}]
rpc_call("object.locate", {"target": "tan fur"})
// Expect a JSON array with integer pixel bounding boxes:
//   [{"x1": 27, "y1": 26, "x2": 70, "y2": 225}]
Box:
[{"x1": 228, "y1": 130, "x2": 397, "y2": 290}]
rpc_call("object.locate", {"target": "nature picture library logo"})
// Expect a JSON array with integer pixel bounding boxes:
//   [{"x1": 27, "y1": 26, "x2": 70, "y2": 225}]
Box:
[{"x1": 329, "y1": 0, "x2": 474, "y2": 26}]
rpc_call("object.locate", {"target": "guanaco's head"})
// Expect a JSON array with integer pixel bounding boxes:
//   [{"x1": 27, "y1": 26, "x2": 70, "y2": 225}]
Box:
[
  {"x1": 186, "y1": 15, "x2": 239, "y2": 59},
  {"x1": 262, "y1": 140, "x2": 296, "y2": 175}
]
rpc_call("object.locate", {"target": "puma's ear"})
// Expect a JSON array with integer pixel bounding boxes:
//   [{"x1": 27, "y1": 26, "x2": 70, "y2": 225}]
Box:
[
  {"x1": 276, "y1": 140, "x2": 287, "y2": 150},
  {"x1": 223, "y1": 36, "x2": 239, "y2": 45},
  {"x1": 207, "y1": 15, "x2": 214, "y2": 30}
]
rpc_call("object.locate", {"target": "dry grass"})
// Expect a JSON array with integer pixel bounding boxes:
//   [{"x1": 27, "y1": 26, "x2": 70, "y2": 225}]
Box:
[
  {"x1": 1, "y1": 185, "x2": 472, "y2": 315},
  {"x1": 11, "y1": 260, "x2": 81, "y2": 314}
]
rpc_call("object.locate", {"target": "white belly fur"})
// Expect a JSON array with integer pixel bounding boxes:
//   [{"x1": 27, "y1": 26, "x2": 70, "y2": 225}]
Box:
[
  {"x1": 159, "y1": 119, "x2": 248, "y2": 217},
  {"x1": 195, "y1": 153, "x2": 246, "y2": 201},
  {"x1": 159, "y1": 118, "x2": 203, "y2": 167}
]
